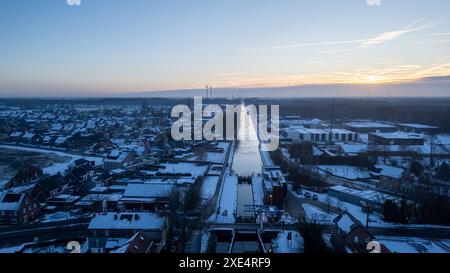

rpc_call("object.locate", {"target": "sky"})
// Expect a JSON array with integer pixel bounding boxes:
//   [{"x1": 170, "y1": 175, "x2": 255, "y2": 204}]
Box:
[{"x1": 1, "y1": 0, "x2": 450, "y2": 97}]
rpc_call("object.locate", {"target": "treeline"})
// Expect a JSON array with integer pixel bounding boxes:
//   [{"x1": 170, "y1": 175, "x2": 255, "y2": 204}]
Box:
[
  {"x1": 384, "y1": 192, "x2": 450, "y2": 226},
  {"x1": 264, "y1": 98, "x2": 450, "y2": 133},
  {"x1": 270, "y1": 149, "x2": 327, "y2": 189},
  {"x1": 288, "y1": 142, "x2": 373, "y2": 168}
]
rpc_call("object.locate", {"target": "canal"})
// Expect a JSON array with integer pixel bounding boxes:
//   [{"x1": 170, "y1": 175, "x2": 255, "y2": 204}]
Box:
[{"x1": 231, "y1": 104, "x2": 262, "y2": 176}]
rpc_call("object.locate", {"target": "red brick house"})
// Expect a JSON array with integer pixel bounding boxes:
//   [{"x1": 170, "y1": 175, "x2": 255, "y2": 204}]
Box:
[
  {"x1": 6, "y1": 164, "x2": 43, "y2": 189},
  {"x1": 0, "y1": 192, "x2": 40, "y2": 225},
  {"x1": 331, "y1": 211, "x2": 390, "y2": 253}
]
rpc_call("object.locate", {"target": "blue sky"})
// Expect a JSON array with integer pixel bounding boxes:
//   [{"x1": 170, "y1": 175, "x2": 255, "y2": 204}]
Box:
[{"x1": 1, "y1": 0, "x2": 450, "y2": 97}]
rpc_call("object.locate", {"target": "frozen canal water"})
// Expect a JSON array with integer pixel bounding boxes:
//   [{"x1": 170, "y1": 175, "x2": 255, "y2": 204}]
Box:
[
  {"x1": 212, "y1": 104, "x2": 263, "y2": 224},
  {"x1": 231, "y1": 104, "x2": 262, "y2": 176}
]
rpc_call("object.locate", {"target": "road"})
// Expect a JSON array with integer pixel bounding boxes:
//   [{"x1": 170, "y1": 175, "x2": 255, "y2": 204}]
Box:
[{"x1": 0, "y1": 217, "x2": 91, "y2": 247}]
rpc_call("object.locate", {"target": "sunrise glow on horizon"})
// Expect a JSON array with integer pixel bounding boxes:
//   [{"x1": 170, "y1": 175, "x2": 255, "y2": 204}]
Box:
[{"x1": 1, "y1": 0, "x2": 450, "y2": 97}]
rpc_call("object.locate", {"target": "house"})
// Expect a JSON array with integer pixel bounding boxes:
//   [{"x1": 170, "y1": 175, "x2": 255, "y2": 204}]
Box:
[
  {"x1": 92, "y1": 140, "x2": 115, "y2": 154},
  {"x1": 331, "y1": 211, "x2": 377, "y2": 253},
  {"x1": 377, "y1": 165, "x2": 405, "y2": 192},
  {"x1": 87, "y1": 212, "x2": 167, "y2": 253},
  {"x1": 0, "y1": 192, "x2": 40, "y2": 225},
  {"x1": 22, "y1": 132, "x2": 38, "y2": 143},
  {"x1": 9, "y1": 131, "x2": 23, "y2": 142},
  {"x1": 110, "y1": 231, "x2": 160, "y2": 253},
  {"x1": 75, "y1": 193, "x2": 122, "y2": 212},
  {"x1": 6, "y1": 164, "x2": 43, "y2": 189},
  {"x1": 119, "y1": 183, "x2": 176, "y2": 212},
  {"x1": 65, "y1": 162, "x2": 96, "y2": 196},
  {"x1": 54, "y1": 136, "x2": 69, "y2": 147},
  {"x1": 104, "y1": 150, "x2": 135, "y2": 171},
  {"x1": 46, "y1": 193, "x2": 81, "y2": 208},
  {"x1": 31, "y1": 174, "x2": 70, "y2": 202}
]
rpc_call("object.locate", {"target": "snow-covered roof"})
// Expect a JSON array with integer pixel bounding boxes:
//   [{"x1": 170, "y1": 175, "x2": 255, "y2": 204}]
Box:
[
  {"x1": 55, "y1": 136, "x2": 68, "y2": 144},
  {"x1": 340, "y1": 144, "x2": 368, "y2": 154},
  {"x1": 345, "y1": 122, "x2": 396, "y2": 129},
  {"x1": 335, "y1": 212, "x2": 358, "y2": 234},
  {"x1": 88, "y1": 212, "x2": 164, "y2": 230},
  {"x1": 371, "y1": 131, "x2": 424, "y2": 140},
  {"x1": 123, "y1": 183, "x2": 174, "y2": 198},
  {"x1": 398, "y1": 123, "x2": 439, "y2": 129},
  {"x1": 377, "y1": 164, "x2": 404, "y2": 179},
  {"x1": 0, "y1": 192, "x2": 25, "y2": 211},
  {"x1": 329, "y1": 185, "x2": 398, "y2": 203},
  {"x1": 23, "y1": 132, "x2": 35, "y2": 139},
  {"x1": 10, "y1": 132, "x2": 23, "y2": 137}
]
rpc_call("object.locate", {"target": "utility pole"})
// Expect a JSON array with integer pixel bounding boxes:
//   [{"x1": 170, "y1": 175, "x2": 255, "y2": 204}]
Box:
[{"x1": 364, "y1": 204, "x2": 373, "y2": 229}]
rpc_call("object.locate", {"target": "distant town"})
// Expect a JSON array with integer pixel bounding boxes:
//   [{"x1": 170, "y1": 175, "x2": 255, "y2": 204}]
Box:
[{"x1": 0, "y1": 98, "x2": 449, "y2": 254}]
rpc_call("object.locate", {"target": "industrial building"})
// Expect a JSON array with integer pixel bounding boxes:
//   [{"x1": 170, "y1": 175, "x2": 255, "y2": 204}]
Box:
[
  {"x1": 286, "y1": 127, "x2": 359, "y2": 143},
  {"x1": 344, "y1": 122, "x2": 397, "y2": 133},
  {"x1": 369, "y1": 132, "x2": 425, "y2": 146},
  {"x1": 328, "y1": 185, "x2": 399, "y2": 213}
]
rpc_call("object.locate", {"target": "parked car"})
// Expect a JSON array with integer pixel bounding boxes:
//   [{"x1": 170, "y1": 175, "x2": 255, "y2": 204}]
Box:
[
  {"x1": 304, "y1": 192, "x2": 311, "y2": 198},
  {"x1": 312, "y1": 194, "x2": 319, "y2": 201}
]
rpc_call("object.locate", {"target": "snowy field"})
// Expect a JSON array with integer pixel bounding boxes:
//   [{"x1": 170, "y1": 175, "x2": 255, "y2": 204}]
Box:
[
  {"x1": 295, "y1": 187, "x2": 450, "y2": 230},
  {"x1": 152, "y1": 162, "x2": 208, "y2": 178},
  {"x1": 318, "y1": 165, "x2": 371, "y2": 180},
  {"x1": 272, "y1": 231, "x2": 304, "y2": 253},
  {"x1": 0, "y1": 145, "x2": 103, "y2": 177},
  {"x1": 188, "y1": 142, "x2": 230, "y2": 163},
  {"x1": 377, "y1": 236, "x2": 449, "y2": 253},
  {"x1": 301, "y1": 204, "x2": 338, "y2": 224},
  {"x1": 294, "y1": 188, "x2": 387, "y2": 227},
  {"x1": 200, "y1": 176, "x2": 219, "y2": 201}
]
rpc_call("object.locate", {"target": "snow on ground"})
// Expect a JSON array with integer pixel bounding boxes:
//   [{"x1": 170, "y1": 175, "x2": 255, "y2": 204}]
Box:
[
  {"x1": 188, "y1": 142, "x2": 230, "y2": 163},
  {"x1": 318, "y1": 165, "x2": 371, "y2": 180},
  {"x1": 189, "y1": 152, "x2": 226, "y2": 164},
  {"x1": 155, "y1": 162, "x2": 208, "y2": 177},
  {"x1": 272, "y1": 231, "x2": 304, "y2": 253},
  {"x1": 0, "y1": 244, "x2": 25, "y2": 253},
  {"x1": 41, "y1": 211, "x2": 79, "y2": 223},
  {"x1": 0, "y1": 144, "x2": 103, "y2": 176},
  {"x1": 294, "y1": 188, "x2": 387, "y2": 227},
  {"x1": 377, "y1": 236, "x2": 449, "y2": 253},
  {"x1": 200, "y1": 176, "x2": 219, "y2": 201},
  {"x1": 44, "y1": 155, "x2": 103, "y2": 176},
  {"x1": 0, "y1": 179, "x2": 9, "y2": 190},
  {"x1": 260, "y1": 150, "x2": 274, "y2": 166},
  {"x1": 212, "y1": 173, "x2": 237, "y2": 224},
  {"x1": 301, "y1": 204, "x2": 337, "y2": 224},
  {"x1": 252, "y1": 176, "x2": 265, "y2": 207},
  {"x1": 436, "y1": 134, "x2": 450, "y2": 145},
  {"x1": 294, "y1": 187, "x2": 450, "y2": 229}
]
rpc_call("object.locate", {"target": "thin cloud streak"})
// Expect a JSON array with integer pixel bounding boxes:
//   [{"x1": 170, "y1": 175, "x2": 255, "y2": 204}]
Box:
[
  {"x1": 360, "y1": 18, "x2": 444, "y2": 47},
  {"x1": 241, "y1": 19, "x2": 447, "y2": 52}
]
